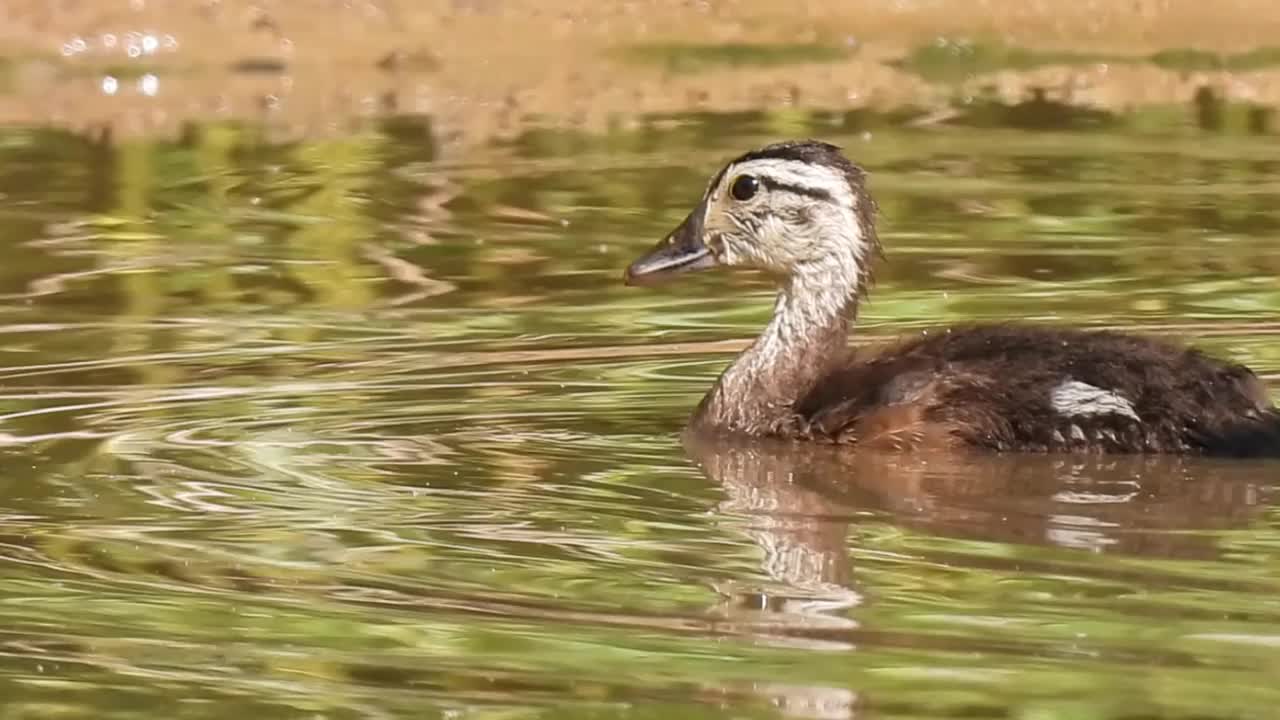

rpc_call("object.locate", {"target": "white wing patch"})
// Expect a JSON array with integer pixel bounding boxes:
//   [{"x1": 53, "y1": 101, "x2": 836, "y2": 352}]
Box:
[{"x1": 1050, "y1": 380, "x2": 1140, "y2": 422}]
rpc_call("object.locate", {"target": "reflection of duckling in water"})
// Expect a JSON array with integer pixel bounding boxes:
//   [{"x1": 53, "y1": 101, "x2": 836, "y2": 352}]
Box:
[
  {"x1": 625, "y1": 140, "x2": 1280, "y2": 456},
  {"x1": 682, "y1": 432, "x2": 1274, "y2": 720},
  {"x1": 686, "y1": 432, "x2": 1273, "y2": 562}
]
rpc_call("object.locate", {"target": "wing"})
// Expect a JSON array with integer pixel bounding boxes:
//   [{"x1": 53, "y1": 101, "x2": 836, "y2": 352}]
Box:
[{"x1": 797, "y1": 324, "x2": 1279, "y2": 455}]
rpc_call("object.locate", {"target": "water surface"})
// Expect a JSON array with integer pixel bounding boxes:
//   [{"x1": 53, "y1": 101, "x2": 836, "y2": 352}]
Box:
[{"x1": 0, "y1": 110, "x2": 1278, "y2": 719}]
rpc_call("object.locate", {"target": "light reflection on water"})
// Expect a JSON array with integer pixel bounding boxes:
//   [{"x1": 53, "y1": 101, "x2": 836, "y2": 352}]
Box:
[{"x1": 0, "y1": 110, "x2": 1278, "y2": 719}]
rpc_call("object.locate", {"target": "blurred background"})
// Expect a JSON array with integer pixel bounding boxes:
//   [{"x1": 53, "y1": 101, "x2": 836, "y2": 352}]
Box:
[{"x1": 0, "y1": 2, "x2": 1278, "y2": 719}]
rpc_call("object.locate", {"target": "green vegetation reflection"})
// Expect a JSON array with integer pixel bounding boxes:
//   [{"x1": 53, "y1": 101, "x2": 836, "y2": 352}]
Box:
[{"x1": 0, "y1": 106, "x2": 1277, "y2": 720}]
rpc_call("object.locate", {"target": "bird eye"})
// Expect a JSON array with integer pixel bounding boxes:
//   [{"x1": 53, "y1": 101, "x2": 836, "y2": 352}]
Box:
[{"x1": 730, "y1": 175, "x2": 759, "y2": 202}]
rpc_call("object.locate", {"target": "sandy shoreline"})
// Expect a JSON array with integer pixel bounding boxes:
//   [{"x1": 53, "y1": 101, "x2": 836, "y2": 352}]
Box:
[{"x1": 2, "y1": 1, "x2": 1279, "y2": 145}]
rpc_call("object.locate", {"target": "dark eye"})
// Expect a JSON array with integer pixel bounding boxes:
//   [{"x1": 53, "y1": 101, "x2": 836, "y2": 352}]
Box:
[{"x1": 730, "y1": 175, "x2": 759, "y2": 202}]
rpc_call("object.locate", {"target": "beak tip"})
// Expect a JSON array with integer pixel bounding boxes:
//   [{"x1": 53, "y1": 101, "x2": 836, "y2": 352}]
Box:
[
  {"x1": 623, "y1": 265, "x2": 655, "y2": 287},
  {"x1": 622, "y1": 206, "x2": 711, "y2": 287}
]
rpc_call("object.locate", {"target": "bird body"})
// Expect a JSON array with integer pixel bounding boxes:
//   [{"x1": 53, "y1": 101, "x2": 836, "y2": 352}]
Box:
[{"x1": 624, "y1": 140, "x2": 1279, "y2": 457}]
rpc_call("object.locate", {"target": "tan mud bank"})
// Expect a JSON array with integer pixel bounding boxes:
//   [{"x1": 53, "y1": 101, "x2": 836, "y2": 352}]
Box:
[{"x1": 2, "y1": 0, "x2": 1279, "y2": 143}]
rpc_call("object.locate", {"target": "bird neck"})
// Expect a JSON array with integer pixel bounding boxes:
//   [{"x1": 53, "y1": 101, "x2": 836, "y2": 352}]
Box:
[{"x1": 695, "y1": 266, "x2": 860, "y2": 434}]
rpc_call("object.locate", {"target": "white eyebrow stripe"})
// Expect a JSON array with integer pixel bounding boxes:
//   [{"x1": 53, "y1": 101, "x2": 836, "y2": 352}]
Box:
[{"x1": 720, "y1": 158, "x2": 855, "y2": 206}]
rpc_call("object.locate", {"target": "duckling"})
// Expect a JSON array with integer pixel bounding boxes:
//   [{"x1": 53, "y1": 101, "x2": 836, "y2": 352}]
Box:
[{"x1": 624, "y1": 140, "x2": 1280, "y2": 456}]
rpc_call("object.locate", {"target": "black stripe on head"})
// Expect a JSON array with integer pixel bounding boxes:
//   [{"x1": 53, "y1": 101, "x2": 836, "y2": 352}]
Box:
[
  {"x1": 705, "y1": 140, "x2": 843, "y2": 198},
  {"x1": 711, "y1": 139, "x2": 868, "y2": 202},
  {"x1": 758, "y1": 177, "x2": 832, "y2": 202},
  {"x1": 736, "y1": 139, "x2": 882, "y2": 296},
  {"x1": 731, "y1": 139, "x2": 848, "y2": 167}
]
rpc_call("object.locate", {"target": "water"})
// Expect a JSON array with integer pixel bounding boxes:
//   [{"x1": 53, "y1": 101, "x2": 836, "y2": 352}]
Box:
[{"x1": 0, "y1": 109, "x2": 1278, "y2": 719}]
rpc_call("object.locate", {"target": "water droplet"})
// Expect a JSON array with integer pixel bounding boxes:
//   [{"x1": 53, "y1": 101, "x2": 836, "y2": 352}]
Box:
[
  {"x1": 141, "y1": 35, "x2": 159, "y2": 54},
  {"x1": 139, "y1": 73, "x2": 159, "y2": 96},
  {"x1": 102, "y1": 33, "x2": 118, "y2": 48},
  {"x1": 102, "y1": 76, "x2": 119, "y2": 95},
  {"x1": 71, "y1": 37, "x2": 87, "y2": 52},
  {"x1": 163, "y1": 34, "x2": 178, "y2": 50},
  {"x1": 127, "y1": 44, "x2": 142, "y2": 59}
]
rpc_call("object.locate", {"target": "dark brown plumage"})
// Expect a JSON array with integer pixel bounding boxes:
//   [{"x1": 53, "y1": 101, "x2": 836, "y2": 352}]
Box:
[
  {"x1": 798, "y1": 325, "x2": 1279, "y2": 456},
  {"x1": 624, "y1": 140, "x2": 1280, "y2": 457}
]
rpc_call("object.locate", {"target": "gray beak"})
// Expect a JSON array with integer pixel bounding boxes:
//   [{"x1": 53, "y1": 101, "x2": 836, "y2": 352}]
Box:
[{"x1": 623, "y1": 201, "x2": 718, "y2": 285}]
